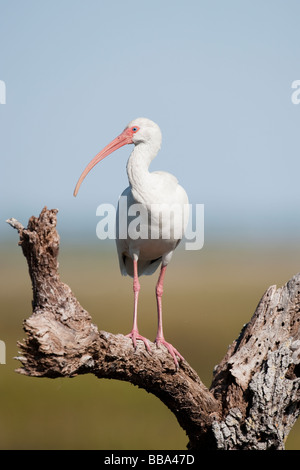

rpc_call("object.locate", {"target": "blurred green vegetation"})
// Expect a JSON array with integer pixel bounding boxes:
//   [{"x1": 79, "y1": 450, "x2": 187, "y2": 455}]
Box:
[{"x1": 0, "y1": 239, "x2": 300, "y2": 449}]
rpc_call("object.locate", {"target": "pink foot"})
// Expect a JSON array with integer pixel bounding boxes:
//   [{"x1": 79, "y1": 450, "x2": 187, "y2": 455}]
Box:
[
  {"x1": 126, "y1": 329, "x2": 151, "y2": 352},
  {"x1": 155, "y1": 337, "x2": 184, "y2": 368}
]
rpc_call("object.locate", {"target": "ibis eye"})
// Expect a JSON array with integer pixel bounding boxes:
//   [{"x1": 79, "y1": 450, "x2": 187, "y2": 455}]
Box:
[{"x1": 132, "y1": 127, "x2": 138, "y2": 132}]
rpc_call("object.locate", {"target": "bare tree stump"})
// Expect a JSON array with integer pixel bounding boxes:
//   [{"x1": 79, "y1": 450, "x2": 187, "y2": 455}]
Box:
[{"x1": 7, "y1": 207, "x2": 300, "y2": 450}]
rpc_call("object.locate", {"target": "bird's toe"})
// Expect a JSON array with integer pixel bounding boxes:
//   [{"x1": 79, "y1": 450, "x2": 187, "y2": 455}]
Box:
[
  {"x1": 155, "y1": 337, "x2": 184, "y2": 368},
  {"x1": 126, "y1": 330, "x2": 151, "y2": 352}
]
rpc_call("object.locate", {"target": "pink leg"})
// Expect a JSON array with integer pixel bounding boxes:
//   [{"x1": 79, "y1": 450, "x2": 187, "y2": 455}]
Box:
[
  {"x1": 126, "y1": 258, "x2": 150, "y2": 352},
  {"x1": 155, "y1": 265, "x2": 184, "y2": 368}
]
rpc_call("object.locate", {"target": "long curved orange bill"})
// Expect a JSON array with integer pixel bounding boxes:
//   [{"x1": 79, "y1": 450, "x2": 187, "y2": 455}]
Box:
[{"x1": 73, "y1": 130, "x2": 132, "y2": 197}]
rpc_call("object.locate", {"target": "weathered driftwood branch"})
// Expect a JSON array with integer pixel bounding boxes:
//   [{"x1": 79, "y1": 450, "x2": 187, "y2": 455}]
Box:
[{"x1": 7, "y1": 207, "x2": 300, "y2": 450}]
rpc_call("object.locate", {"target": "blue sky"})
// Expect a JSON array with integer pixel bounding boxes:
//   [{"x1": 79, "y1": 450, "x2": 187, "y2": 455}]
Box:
[{"x1": 1, "y1": 1, "x2": 300, "y2": 245}]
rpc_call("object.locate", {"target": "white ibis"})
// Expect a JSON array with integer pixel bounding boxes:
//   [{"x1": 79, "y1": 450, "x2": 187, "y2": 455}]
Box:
[{"x1": 74, "y1": 118, "x2": 189, "y2": 367}]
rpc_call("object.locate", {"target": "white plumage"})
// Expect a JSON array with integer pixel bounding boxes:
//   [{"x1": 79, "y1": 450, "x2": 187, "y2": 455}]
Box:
[{"x1": 74, "y1": 118, "x2": 189, "y2": 367}]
